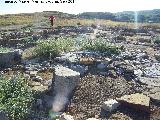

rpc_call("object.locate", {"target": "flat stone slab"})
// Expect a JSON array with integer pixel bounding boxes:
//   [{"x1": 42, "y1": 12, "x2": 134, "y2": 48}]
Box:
[
  {"x1": 86, "y1": 118, "x2": 99, "y2": 120},
  {"x1": 139, "y1": 77, "x2": 160, "y2": 87},
  {"x1": 117, "y1": 93, "x2": 150, "y2": 112},
  {"x1": 59, "y1": 113, "x2": 74, "y2": 120},
  {"x1": 55, "y1": 66, "x2": 80, "y2": 77},
  {"x1": 79, "y1": 57, "x2": 95, "y2": 65}
]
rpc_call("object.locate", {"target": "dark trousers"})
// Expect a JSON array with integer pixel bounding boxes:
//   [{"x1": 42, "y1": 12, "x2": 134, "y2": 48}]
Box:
[{"x1": 50, "y1": 20, "x2": 53, "y2": 26}]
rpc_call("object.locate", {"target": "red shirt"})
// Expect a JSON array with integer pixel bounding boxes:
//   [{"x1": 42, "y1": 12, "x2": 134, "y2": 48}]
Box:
[{"x1": 49, "y1": 16, "x2": 56, "y2": 21}]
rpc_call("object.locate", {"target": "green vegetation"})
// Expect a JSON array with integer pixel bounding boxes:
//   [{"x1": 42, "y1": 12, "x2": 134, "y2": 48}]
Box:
[
  {"x1": 21, "y1": 36, "x2": 36, "y2": 44},
  {"x1": 1, "y1": 10, "x2": 160, "y2": 28},
  {"x1": 79, "y1": 9, "x2": 160, "y2": 23},
  {"x1": 0, "y1": 76, "x2": 34, "y2": 120},
  {"x1": 80, "y1": 38, "x2": 121, "y2": 56},
  {"x1": 34, "y1": 37, "x2": 75, "y2": 58},
  {"x1": 34, "y1": 37, "x2": 122, "y2": 58},
  {"x1": 154, "y1": 36, "x2": 160, "y2": 44},
  {"x1": 0, "y1": 47, "x2": 11, "y2": 53}
]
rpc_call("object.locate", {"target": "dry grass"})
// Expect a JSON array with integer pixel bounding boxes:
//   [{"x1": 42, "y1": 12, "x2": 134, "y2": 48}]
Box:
[
  {"x1": 0, "y1": 14, "x2": 35, "y2": 26},
  {"x1": 1, "y1": 13, "x2": 160, "y2": 29},
  {"x1": 54, "y1": 18, "x2": 160, "y2": 29},
  {"x1": 37, "y1": 70, "x2": 53, "y2": 81}
]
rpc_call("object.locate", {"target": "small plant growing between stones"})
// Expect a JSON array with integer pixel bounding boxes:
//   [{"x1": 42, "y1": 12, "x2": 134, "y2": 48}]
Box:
[
  {"x1": 80, "y1": 38, "x2": 121, "y2": 56},
  {"x1": 154, "y1": 36, "x2": 160, "y2": 44},
  {"x1": 0, "y1": 46, "x2": 11, "y2": 53},
  {"x1": 34, "y1": 37, "x2": 75, "y2": 58},
  {"x1": 0, "y1": 75, "x2": 34, "y2": 120}
]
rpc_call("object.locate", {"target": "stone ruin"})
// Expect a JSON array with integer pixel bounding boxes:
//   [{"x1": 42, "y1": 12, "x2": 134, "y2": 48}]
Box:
[{"x1": 0, "y1": 49, "x2": 22, "y2": 68}]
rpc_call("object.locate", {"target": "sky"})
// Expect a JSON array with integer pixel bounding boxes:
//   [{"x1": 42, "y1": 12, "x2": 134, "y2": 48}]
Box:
[{"x1": 0, "y1": 0, "x2": 160, "y2": 15}]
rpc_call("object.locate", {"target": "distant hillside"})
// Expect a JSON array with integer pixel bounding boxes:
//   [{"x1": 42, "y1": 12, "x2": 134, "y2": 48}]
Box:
[
  {"x1": 1, "y1": 10, "x2": 160, "y2": 29},
  {"x1": 78, "y1": 12, "x2": 116, "y2": 21},
  {"x1": 0, "y1": 11, "x2": 76, "y2": 26},
  {"x1": 78, "y1": 9, "x2": 160, "y2": 23}
]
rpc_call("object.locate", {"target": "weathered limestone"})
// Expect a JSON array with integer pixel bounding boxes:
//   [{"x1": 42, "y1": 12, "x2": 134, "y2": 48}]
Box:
[
  {"x1": 29, "y1": 71, "x2": 38, "y2": 77},
  {"x1": 138, "y1": 77, "x2": 160, "y2": 87},
  {"x1": 79, "y1": 57, "x2": 95, "y2": 65},
  {"x1": 53, "y1": 66, "x2": 80, "y2": 96},
  {"x1": 0, "y1": 111, "x2": 8, "y2": 120},
  {"x1": 101, "y1": 99, "x2": 120, "y2": 112},
  {"x1": 144, "y1": 87, "x2": 160, "y2": 103},
  {"x1": 0, "y1": 49, "x2": 22, "y2": 68},
  {"x1": 86, "y1": 118, "x2": 99, "y2": 120},
  {"x1": 155, "y1": 53, "x2": 160, "y2": 61},
  {"x1": 117, "y1": 93, "x2": 150, "y2": 113},
  {"x1": 59, "y1": 113, "x2": 74, "y2": 120},
  {"x1": 52, "y1": 66, "x2": 80, "y2": 112}
]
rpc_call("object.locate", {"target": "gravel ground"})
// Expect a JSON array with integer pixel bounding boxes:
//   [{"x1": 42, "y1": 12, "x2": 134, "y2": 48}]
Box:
[{"x1": 67, "y1": 74, "x2": 148, "y2": 120}]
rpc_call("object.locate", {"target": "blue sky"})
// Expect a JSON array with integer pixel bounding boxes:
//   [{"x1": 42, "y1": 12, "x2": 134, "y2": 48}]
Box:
[{"x1": 0, "y1": 0, "x2": 160, "y2": 14}]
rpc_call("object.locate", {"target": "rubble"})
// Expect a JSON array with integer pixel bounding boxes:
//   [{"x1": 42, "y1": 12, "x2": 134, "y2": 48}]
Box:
[
  {"x1": 134, "y1": 69, "x2": 143, "y2": 77},
  {"x1": 138, "y1": 77, "x2": 160, "y2": 87},
  {"x1": 144, "y1": 87, "x2": 160, "y2": 103},
  {"x1": 31, "y1": 75, "x2": 43, "y2": 82},
  {"x1": 28, "y1": 81, "x2": 41, "y2": 86},
  {"x1": 1, "y1": 23, "x2": 160, "y2": 120},
  {"x1": 55, "y1": 53, "x2": 79, "y2": 63},
  {"x1": 70, "y1": 64, "x2": 88, "y2": 76},
  {"x1": 59, "y1": 113, "x2": 74, "y2": 120},
  {"x1": 154, "y1": 53, "x2": 160, "y2": 61},
  {"x1": 97, "y1": 62, "x2": 107, "y2": 70},
  {"x1": 79, "y1": 57, "x2": 95, "y2": 65},
  {"x1": 29, "y1": 71, "x2": 38, "y2": 77},
  {"x1": 69, "y1": 75, "x2": 146, "y2": 119},
  {"x1": 101, "y1": 99, "x2": 120, "y2": 112},
  {"x1": 143, "y1": 63, "x2": 160, "y2": 78},
  {"x1": 86, "y1": 118, "x2": 99, "y2": 120}
]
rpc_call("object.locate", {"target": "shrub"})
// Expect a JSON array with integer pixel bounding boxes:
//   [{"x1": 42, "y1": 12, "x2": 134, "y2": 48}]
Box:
[
  {"x1": 54, "y1": 37, "x2": 75, "y2": 52},
  {"x1": 0, "y1": 75, "x2": 34, "y2": 120},
  {"x1": 34, "y1": 39, "x2": 59, "y2": 58},
  {"x1": 0, "y1": 47, "x2": 11, "y2": 53},
  {"x1": 154, "y1": 36, "x2": 160, "y2": 44},
  {"x1": 80, "y1": 38, "x2": 121, "y2": 56},
  {"x1": 21, "y1": 37, "x2": 34, "y2": 44},
  {"x1": 34, "y1": 37, "x2": 75, "y2": 58}
]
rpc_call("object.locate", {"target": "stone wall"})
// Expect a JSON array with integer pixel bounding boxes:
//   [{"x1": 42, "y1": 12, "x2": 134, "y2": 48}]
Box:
[{"x1": 0, "y1": 50, "x2": 22, "y2": 68}]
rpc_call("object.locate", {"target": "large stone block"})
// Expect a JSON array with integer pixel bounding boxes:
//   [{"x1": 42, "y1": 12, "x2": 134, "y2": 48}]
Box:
[
  {"x1": 52, "y1": 66, "x2": 80, "y2": 112},
  {"x1": 0, "y1": 49, "x2": 22, "y2": 68},
  {"x1": 53, "y1": 66, "x2": 80, "y2": 96},
  {"x1": 117, "y1": 93, "x2": 150, "y2": 113}
]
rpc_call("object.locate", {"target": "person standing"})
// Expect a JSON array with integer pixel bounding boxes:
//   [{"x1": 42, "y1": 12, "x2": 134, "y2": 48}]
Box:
[{"x1": 49, "y1": 16, "x2": 56, "y2": 27}]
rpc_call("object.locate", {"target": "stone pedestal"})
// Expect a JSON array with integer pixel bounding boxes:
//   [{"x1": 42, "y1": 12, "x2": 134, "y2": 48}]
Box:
[{"x1": 52, "y1": 66, "x2": 80, "y2": 112}]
